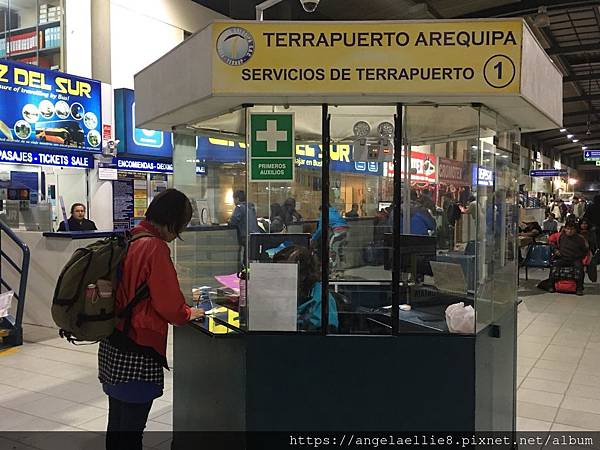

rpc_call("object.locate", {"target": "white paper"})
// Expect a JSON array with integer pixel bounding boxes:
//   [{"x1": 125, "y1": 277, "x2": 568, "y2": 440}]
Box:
[
  {"x1": 0, "y1": 291, "x2": 14, "y2": 318},
  {"x1": 247, "y1": 263, "x2": 298, "y2": 331}
]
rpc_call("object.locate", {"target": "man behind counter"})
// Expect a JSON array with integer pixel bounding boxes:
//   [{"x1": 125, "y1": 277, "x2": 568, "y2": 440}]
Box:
[{"x1": 58, "y1": 203, "x2": 98, "y2": 232}]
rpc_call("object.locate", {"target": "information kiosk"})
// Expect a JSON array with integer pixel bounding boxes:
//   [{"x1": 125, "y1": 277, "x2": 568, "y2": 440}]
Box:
[{"x1": 135, "y1": 18, "x2": 562, "y2": 448}]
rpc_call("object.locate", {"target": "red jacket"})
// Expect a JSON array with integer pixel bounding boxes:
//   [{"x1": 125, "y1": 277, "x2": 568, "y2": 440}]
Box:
[{"x1": 115, "y1": 221, "x2": 191, "y2": 357}]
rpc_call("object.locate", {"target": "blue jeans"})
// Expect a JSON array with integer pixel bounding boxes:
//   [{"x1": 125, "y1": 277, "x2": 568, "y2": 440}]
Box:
[{"x1": 106, "y1": 396, "x2": 153, "y2": 450}]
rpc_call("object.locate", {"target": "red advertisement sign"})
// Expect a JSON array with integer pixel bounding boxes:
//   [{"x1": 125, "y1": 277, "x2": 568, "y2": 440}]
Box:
[
  {"x1": 439, "y1": 157, "x2": 469, "y2": 185},
  {"x1": 103, "y1": 124, "x2": 112, "y2": 141},
  {"x1": 384, "y1": 151, "x2": 436, "y2": 183}
]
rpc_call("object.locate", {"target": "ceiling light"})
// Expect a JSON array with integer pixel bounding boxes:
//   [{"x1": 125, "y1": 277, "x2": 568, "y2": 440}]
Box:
[
  {"x1": 560, "y1": 128, "x2": 567, "y2": 132},
  {"x1": 572, "y1": 139, "x2": 579, "y2": 143},
  {"x1": 582, "y1": 146, "x2": 588, "y2": 150},
  {"x1": 534, "y1": 6, "x2": 551, "y2": 28},
  {"x1": 567, "y1": 134, "x2": 574, "y2": 139}
]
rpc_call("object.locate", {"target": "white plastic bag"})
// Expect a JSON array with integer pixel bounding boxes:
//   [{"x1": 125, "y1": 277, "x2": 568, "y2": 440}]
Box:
[
  {"x1": 0, "y1": 290, "x2": 14, "y2": 318},
  {"x1": 445, "y1": 302, "x2": 475, "y2": 334}
]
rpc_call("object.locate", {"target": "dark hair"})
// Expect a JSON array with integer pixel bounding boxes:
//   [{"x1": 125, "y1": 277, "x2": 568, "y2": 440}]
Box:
[
  {"x1": 270, "y1": 203, "x2": 283, "y2": 220},
  {"x1": 273, "y1": 245, "x2": 320, "y2": 300},
  {"x1": 580, "y1": 218, "x2": 590, "y2": 227},
  {"x1": 352, "y1": 203, "x2": 359, "y2": 209},
  {"x1": 145, "y1": 189, "x2": 193, "y2": 238},
  {"x1": 564, "y1": 220, "x2": 578, "y2": 230},
  {"x1": 269, "y1": 216, "x2": 286, "y2": 233},
  {"x1": 70, "y1": 203, "x2": 86, "y2": 214},
  {"x1": 234, "y1": 190, "x2": 246, "y2": 203}
]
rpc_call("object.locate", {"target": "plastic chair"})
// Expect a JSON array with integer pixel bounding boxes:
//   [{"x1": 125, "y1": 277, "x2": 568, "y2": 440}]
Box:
[{"x1": 521, "y1": 243, "x2": 553, "y2": 280}]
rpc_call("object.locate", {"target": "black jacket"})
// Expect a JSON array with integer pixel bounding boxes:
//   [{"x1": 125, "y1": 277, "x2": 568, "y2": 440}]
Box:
[{"x1": 58, "y1": 217, "x2": 97, "y2": 232}]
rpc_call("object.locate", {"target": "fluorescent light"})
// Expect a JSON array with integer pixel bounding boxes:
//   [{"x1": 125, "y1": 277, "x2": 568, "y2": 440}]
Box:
[
  {"x1": 567, "y1": 134, "x2": 574, "y2": 139},
  {"x1": 572, "y1": 139, "x2": 579, "y2": 143},
  {"x1": 582, "y1": 146, "x2": 588, "y2": 150},
  {"x1": 560, "y1": 128, "x2": 567, "y2": 132}
]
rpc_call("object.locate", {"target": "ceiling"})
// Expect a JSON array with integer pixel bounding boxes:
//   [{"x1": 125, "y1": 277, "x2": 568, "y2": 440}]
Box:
[{"x1": 193, "y1": 0, "x2": 600, "y2": 166}]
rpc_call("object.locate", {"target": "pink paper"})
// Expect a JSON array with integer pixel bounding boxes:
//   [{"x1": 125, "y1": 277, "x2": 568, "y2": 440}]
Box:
[{"x1": 215, "y1": 273, "x2": 240, "y2": 291}]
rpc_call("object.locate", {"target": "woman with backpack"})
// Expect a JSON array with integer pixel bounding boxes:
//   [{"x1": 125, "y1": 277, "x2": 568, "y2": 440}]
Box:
[{"x1": 99, "y1": 189, "x2": 204, "y2": 450}]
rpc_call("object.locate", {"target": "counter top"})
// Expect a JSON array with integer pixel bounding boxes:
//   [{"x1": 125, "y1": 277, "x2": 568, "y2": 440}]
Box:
[{"x1": 43, "y1": 231, "x2": 124, "y2": 239}]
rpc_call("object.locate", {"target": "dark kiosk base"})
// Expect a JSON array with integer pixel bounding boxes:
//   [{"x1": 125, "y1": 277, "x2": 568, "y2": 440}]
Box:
[{"x1": 171, "y1": 305, "x2": 516, "y2": 450}]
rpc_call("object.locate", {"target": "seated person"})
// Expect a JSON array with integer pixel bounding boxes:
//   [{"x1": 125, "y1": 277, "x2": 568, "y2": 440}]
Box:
[
  {"x1": 58, "y1": 203, "x2": 97, "y2": 232},
  {"x1": 542, "y1": 213, "x2": 559, "y2": 234},
  {"x1": 519, "y1": 218, "x2": 542, "y2": 239},
  {"x1": 311, "y1": 205, "x2": 349, "y2": 271},
  {"x1": 345, "y1": 203, "x2": 359, "y2": 218},
  {"x1": 273, "y1": 245, "x2": 338, "y2": 331},
  {"x1": 580, "y1": 218, "x2": 598, "y2": 253},
  {"x1": 549, "y1": 221, "x2": 588, "y2": 295},
  {"x1": 580, "y1": 218, "x2": 598, "y2": 282}
]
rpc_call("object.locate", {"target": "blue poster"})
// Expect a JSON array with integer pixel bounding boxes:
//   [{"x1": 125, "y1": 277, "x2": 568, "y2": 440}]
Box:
[
  {"x1": 115, "y1": 89, "x2": 172, "y2": 158},
  {"x1": 10, "y1": 171, "x2": 38, "y2": 204},
  {"x1": 0, "y1": 60, "x2": 102, "y2": 153}
]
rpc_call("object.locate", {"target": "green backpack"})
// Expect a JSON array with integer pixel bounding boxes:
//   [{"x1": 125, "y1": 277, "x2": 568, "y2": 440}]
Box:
[{"x1": 52, "y1": 232, "x2": 153, "y2": 343}]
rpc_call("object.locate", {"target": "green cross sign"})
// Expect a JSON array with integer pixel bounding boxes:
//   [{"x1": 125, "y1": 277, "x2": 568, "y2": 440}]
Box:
[{"x1": 249, "y1": 113, "x2": 295, "y2": 182}]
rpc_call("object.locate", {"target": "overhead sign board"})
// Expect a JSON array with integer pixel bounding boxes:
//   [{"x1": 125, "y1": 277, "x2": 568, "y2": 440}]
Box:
[
  {"x1": 529, "y1": 169, "x2": 567, "y2": 177},
  {"x1": 249, "y1": 113, "x2": 294, "y2": 182},
  {"x1": 0, "y1": 147, "x2": 93, "y2": 169},
  {"x1": 0, "y1": 60, "x2": 102, "y2": 153},
  {"x1": 583, "y1": 150, "x2": 600, "y2": 161},
  {"x1": 295, "y1": 144, "x2": 382, "y2": 176},
  {"x1": 213, "y1": 20, "x2": 522, "y2": 95},
  {"x1": 114, "y1": 157, "x2": 207, "y2": 175}
]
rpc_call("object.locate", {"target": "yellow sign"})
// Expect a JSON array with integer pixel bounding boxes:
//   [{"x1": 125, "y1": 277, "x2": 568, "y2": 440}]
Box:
[{"x1": 212, "y1": 20, "x2": 523, "y2": 95}]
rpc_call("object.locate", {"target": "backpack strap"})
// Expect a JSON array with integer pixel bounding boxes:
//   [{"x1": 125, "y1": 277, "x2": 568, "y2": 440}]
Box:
[
  {"x1": 118, "y1": 282, "x2": 150, "y2": 336},
  {"x1": 116, "y1": 230, "x2": 159, "y2": 336}
]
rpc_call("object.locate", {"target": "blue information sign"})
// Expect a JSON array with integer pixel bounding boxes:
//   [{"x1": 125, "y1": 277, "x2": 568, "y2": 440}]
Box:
[
  {"x1": 114, "y1": 157, "x2": 207, "y2": 175},
  {"x1": 530, "y1": 169, "x2": 568, "y2": 177},
  {"x1": 0, "y1": 60, "x2": 102, "y2": 153},
  {"x1": 583, "y1": 150, "x2": 600, "y2": 161},
  {"x1": 0, "y1": 147, "x2": 93, "y2": 169}
]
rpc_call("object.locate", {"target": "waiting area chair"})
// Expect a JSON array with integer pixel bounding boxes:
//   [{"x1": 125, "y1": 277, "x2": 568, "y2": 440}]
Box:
[{"x1": 521, "y1": 242, "x2": 553, "y2": 280}]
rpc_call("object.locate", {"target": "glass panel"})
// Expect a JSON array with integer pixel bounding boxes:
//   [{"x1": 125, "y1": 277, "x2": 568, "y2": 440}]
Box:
[
  {"x1": 327, "y1": 105, "x2": 395, "y2": 335},
  {"x1": 403, "y1": 105, "x2": 480, "y2": 334},
  {"x1": 245, "y1": 105, "x2": 324, "y2": 333},
  {"x1": 489, "y1": 111, "x2": 519, "y2": 322},
  {"x1": 172, "y1": 130, "x2": 245, "y2": 333}
]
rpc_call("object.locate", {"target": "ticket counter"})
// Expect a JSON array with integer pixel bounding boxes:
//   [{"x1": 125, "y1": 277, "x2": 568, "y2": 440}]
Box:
[{"x1": 135, "y1": 18, "x2": 562, "y2": 448}]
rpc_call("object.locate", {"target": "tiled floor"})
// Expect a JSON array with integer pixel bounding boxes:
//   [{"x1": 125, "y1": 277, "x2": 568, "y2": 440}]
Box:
[
  {"x1": 517, "y1": 268, "x2": 600, "y2": 431},
  {"x1": 0, "y1": 325, "x2": 174, "y2": 448},
  {"x1": 1, "y1": 271, "x2": 600, "y2": 438}
]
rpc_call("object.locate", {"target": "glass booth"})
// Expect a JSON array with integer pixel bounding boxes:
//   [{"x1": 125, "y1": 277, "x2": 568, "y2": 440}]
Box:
[
  {"x1": 172, "y1": 103, "x2": 519, "y2": 337},
  {"x1": 167, "y1": 103, "x2": 520, "y2": 444}
]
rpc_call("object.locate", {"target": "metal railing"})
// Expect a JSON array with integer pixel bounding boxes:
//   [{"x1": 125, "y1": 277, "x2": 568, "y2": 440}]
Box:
[{"x1": 0, "y1": 219, "x2": 30, "y2": 347}]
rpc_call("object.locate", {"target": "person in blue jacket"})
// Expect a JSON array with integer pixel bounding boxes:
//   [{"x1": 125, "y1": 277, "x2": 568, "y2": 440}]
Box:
[
  {"x1": 273, "y1": 245, "x2": 338, "y2": 331},
  {"x1": 228, "y1": 190, "x2": 260, "y2": 268},
  {"x1": 311, "y1": 205, "x2": 350, "y2": 270},
  {"x1": 387, "y1": 191, "x2": 436, "y2": 236}
]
